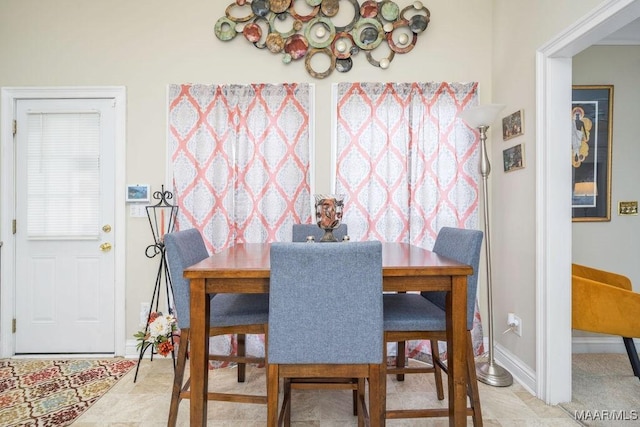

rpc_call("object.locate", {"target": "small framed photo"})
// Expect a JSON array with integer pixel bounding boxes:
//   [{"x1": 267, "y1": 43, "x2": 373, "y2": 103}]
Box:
[
  {"x1": 502, "y1": 109, "x2": 524, "y2": 141},
  {"x1": 503, "y1": 144, "x2": 525, "y2": 173},
  {"x1": 126, "y1": 184, "x2": 150, "y2": 202}
]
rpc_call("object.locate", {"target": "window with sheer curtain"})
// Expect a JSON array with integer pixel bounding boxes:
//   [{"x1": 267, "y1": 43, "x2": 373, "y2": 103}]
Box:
[
  {"x1": 333, "y1": 81, "x2": 485, "y2": 359},
  {"x1": 168, "y1": 83, "x2": 313, "y2": 362},
  {"x1": 167, "y1": 83, "x2": 313, "y2": 254}
]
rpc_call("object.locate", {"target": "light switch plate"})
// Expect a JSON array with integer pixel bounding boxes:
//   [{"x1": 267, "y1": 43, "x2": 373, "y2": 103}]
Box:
[{"x1": 130, "y1": 204, "x2": 147, "y2": 218}]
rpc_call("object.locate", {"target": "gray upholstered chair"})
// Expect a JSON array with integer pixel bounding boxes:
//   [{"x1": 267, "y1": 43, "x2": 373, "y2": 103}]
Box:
[
  {"x1": 267, "y1": 241, "x2": 384, "y2": 427},
  {"x1": 164, "y1": 229, "x2": 269, "y2": 427},
  {"x1": 291, "y1": 222, "x2": 358, "y2": 414},
  {"x1": 384, "y1": 226, "x2": 484, "y2": 425},
  {"x1": 292, "y1": 223, "x2": 348, "y2": 242}
]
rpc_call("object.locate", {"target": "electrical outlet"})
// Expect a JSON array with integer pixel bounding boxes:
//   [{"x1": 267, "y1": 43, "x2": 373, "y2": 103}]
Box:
[
  {"x1": 507, "y1": 312, "x2": 522, "y2": 337},
  {"x1": 140, "y1": 302, "x2": 151, "y2": 326}
]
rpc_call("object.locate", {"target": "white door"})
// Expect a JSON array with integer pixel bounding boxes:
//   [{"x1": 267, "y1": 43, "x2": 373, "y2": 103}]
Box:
[{"x1": 14, "y1": 98, "x2": 116, "y2": 354}]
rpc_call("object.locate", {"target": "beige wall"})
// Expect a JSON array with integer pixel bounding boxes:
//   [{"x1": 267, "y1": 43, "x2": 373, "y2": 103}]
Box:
[
  {"x1": 572, "y1": 45, "x2": 640, "y2": 281},
  {"x1": 0, "y1": 0, "x2": 494, "y2": 353},
  {"x1": 572, "y1": 45, "x2": 640, "y2": 338},
  {"x1": 0, "y1": 0, "x2": 614, "y2": 374},
  {"x1": 492, "y1": 0, "x2": 601, "y2": 369}
]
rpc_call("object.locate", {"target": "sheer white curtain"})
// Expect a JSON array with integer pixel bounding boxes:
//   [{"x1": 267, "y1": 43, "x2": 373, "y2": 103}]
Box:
[
  {"x1": 333, "y1": 82, "x2": 485, "y2": 359},
  {"x1": 167, "y1": 83, "x2": 313, "y2": 361}
]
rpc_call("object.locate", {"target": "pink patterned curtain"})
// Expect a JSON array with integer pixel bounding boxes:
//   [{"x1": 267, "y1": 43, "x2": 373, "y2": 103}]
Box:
[
  {"x1": 167, "y1": 83, "x2": 312, "y2": 361},
  {"x1": 168, "y1": 83, "x2": 313, "y2": 254},
  {"x1": 334, "y1": 82, "x2": 485, "y2": 360}
]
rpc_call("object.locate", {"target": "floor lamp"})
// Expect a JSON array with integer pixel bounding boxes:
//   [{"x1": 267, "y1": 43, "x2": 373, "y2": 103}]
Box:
[{"x1": 459, "y1": 104, "x2": 514, "y2": 387}]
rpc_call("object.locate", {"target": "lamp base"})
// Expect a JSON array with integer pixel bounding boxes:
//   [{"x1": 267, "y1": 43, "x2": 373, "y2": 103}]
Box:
[{"x1": 476, "y1": 359, "x2": 513, "y2": 387}]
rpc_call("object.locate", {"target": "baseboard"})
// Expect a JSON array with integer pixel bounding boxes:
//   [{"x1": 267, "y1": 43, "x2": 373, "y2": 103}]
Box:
[
  {"x1": 125, "y1": 338, "x2": 146, "y2": 359},
  {"x1": 478, "y1": 336, "x2": 639, "y2": 399},
  {"x1": 477, "y1": 337, "x2": 536, "y2": 394},
  {"x1": 492, "y1": 342, "x2": 537, "y2": 395},
  {"x1": 572, "y1": 336, "x2": 638, "y2": 353}
]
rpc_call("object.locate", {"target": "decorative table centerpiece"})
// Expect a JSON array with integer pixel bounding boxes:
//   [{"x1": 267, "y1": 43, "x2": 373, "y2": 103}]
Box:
[{"x1": 314, "y1": 194, "x2": 344, "y2": 242}]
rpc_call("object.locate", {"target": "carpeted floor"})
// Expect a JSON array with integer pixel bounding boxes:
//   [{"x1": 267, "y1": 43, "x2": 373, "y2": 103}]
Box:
[
  {"x1": 0, "y1": 358, "x2": 136, "y2": 427},
  {"x1": 560, "y1": 353, "x2": 640, "y2": 426}
]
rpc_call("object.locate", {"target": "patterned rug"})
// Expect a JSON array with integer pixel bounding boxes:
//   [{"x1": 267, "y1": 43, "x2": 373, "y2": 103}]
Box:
[{"x1": 0, "y1": 358, "x2": 136, "y2": 427}]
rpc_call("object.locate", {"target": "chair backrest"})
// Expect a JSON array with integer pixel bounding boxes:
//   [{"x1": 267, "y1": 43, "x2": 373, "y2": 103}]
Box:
[
  {"x1": 164, "y1": 228, "x2": 210, "y2": 330},
  {"x1": 292, "y1": 223, "x2": 348, "y2": 242},
  {"x1": 424, "y1": 227, "x2": 483, "y2": 330},
  {"x1": 268, "y1": 241, "x2": 383, "y2": 364}
]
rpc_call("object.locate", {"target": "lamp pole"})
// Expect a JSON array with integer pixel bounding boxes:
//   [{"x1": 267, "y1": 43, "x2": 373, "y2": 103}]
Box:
[{"x1": 474, "y1": 124, "x2": 513, "y2": 387}]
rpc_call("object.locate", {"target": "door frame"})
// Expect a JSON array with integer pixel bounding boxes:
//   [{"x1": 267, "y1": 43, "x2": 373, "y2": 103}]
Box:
[
  {"x1": 536, "y1": 0, "x2": 640, "y2": 404},
  {"x1": 0, "y1": 87, "x2": 127, "y2": 357}
]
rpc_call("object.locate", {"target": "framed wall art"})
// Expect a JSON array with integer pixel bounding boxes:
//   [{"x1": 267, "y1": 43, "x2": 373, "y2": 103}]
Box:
[
  {"x1": 126, "y1": 184, "x2": 150, "y2": 202},
  {"x1": 503, "y1": 143, "x2": 525, "y2": 172},
  {"x1": 502, "y1": 109, "x2": 524, "y2": 141},
  {"x1": 571, "y1": 85, "x2": 613, "y2": 222}
]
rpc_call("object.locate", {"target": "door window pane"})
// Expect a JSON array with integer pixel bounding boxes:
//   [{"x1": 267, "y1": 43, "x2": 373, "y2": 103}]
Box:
[{"x1": 26, "y1": 112, "x2": 100, "y2": 239}]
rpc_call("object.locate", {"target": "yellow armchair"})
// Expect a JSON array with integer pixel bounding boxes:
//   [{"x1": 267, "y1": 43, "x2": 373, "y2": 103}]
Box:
[{"x1": 572, "y1": 263, "x2": 640, "y2": 379}]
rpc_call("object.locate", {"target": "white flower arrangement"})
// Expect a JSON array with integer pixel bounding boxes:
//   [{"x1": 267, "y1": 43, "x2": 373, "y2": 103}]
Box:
[{"x1": 134, "y1": 311, "x2": 177, "y2": 357}]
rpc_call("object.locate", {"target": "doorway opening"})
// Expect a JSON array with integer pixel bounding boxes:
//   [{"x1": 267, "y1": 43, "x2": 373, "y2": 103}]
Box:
[{"x1": 537, "y1": 0, "x2": 640, "y2": 404}]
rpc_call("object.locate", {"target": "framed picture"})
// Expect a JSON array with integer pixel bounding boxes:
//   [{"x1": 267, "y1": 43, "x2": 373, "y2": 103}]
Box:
[
  {"x1": 571, "y1": 85, "x2": 613, "y2": 222},
  {"x1": 126, "y1": 184, "x2": 150, "y2": 202},
  {"x1": 502, "y1": 109, "x2": 524, "y2": 141},
  {"x1": 503, "y1": 143, "x2": 525, "y2": 172}
]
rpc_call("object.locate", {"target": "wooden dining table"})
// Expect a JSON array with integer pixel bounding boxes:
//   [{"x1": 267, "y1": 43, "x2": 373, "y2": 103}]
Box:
[{"x1": 184, "y1": 242, "x2": 472, "y2": 427}]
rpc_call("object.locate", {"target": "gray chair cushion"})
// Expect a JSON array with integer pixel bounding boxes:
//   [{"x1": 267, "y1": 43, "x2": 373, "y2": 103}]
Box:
[
  {"x1": 383, "y1": 293, "x2": 446, "y2": 331},
  {"x1": 292, "y1": 223, "x2": 348, "y2": 242},
  {"x1": 423, "y1": 227, "x2": 483, "y2": 330},
  {"x1": 210, "y1": 294, "x2": 269, "y2": 327},
  {"x1": 165, "y1": 229, "x2": 269, "y2": 330},
  {"x1": 268, "y1": 241, "x2": 382, "y2": 364},
  {"x1": 383, "y1": 227, "x2": 483, "y2": 332}
]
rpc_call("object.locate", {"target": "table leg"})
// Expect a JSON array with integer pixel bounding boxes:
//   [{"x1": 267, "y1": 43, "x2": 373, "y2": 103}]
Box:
[
  {"x1": 447, "y1": 276, "x2": 467, "y2": 426},
  {"x1": 190, "y1": 278, "x2": 209, "y2": 427}
]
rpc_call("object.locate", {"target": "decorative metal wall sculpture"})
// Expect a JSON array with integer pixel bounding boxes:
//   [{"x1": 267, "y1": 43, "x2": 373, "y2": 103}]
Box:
[{"x1": 215, "y1": 0, "x2": 431, "y2": 79}]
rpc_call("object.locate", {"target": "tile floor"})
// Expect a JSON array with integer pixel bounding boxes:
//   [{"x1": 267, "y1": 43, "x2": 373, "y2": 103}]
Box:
[{"x1": 73, "y1": 358, "x2": 580, "y2": 426}]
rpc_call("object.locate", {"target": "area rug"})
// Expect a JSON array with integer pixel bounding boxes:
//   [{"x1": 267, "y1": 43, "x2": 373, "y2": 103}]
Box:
[{"x1": 0, "y1": 358, "x2": 136, "y2": 427}]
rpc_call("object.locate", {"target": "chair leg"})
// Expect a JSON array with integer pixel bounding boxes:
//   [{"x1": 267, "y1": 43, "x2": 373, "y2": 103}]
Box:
[
  {"x1": 396, "y1": 341, "x2": 406, "y2": 381},
  {"x1": 623, "y1": 337, "x2": 640, "y2": 379},
  {"x1": 369, "y1": 363, "x2": 384, "y2": 427},
  {"x1": 168, "y1": 329, "x2": 189, "y2": 427},
  {"x1": 357, "y1": 378, "x2": 366, "y2": 427},
  {"x1": 382, "y1": 337, "x2": 389, "y2": 422},
  {"x1": 466, "y1": 332, "x2": 483, "y2": 427},
  {"x1": 430, "y1": 340, "x2": 445, "y2": 400},
  {"x1": 352, "y1": 387, "x2": 358, "y2": 416},
  {"x1": 267, "y1": 364, "x2": 279, "y2": 427},
  {"x1": 237, "y1": 333, "x2": 246, "y2": 382},
  {"x1": 283, "y1": 378, "x2": 292, "y2": 427}
]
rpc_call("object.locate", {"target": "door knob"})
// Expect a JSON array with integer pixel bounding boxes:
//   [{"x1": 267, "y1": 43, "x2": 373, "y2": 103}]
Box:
[
  {"x1": 102, "y1": 224, "x2": 112, "y2": 233},
  {"x1": 100, "y1": 242, "x2": 112, "y2": 252}
]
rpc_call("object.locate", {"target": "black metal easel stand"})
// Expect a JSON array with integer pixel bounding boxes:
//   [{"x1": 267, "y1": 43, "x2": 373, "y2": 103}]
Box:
[{"x1": 133, "y1": 187, "x2": 179, "y2": 382}]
